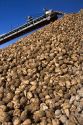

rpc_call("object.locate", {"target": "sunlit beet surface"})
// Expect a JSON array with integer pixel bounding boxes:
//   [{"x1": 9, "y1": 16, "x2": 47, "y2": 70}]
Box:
[{"x1": 0, "y1": 10, "x2": 83, "y2": 125}]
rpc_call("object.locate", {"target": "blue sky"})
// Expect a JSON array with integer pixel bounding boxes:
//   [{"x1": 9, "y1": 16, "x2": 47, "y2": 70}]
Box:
[{"x1": 0, "y1": 0, "x2": 83, "y2": 48}]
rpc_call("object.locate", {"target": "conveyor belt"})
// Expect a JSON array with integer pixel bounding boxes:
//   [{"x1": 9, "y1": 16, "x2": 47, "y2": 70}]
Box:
[{"x1": 0, "y1": 11, "x2": 62, "y2": 45}]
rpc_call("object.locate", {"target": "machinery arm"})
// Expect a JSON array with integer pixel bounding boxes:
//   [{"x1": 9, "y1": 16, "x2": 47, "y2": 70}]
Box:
[{"x1": 54, "y1": 11, "x2": 65, "y2": 15}]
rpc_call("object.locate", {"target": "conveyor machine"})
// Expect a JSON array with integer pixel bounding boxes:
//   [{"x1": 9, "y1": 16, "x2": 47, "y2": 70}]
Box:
[{"x1": 0, "y1": 9, "x2": 64, "y2": 45}]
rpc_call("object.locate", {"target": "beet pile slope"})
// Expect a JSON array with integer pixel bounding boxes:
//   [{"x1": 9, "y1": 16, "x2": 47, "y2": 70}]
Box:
[{"x1": 0, "y1": 10, "x2": 83, "y2": 125}]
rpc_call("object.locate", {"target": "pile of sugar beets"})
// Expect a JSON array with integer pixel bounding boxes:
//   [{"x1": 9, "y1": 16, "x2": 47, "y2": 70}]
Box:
[{"x1": 0, "y1": 9, "x2": 83, "y2": 125}]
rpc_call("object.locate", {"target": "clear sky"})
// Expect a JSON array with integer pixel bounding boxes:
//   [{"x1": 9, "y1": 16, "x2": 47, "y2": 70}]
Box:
[{"x1": 0, "y1": 0, "x2": 83, "y2": 48}]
